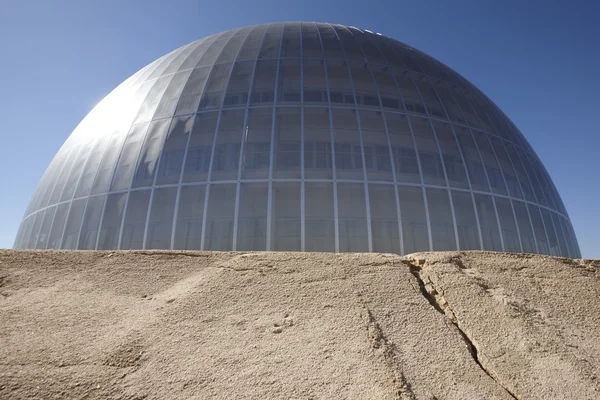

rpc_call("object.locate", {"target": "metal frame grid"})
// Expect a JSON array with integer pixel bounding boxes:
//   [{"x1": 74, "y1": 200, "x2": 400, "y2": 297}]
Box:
[{"x1": 15, "y1": 22, "x2": 580, "y2": 258}]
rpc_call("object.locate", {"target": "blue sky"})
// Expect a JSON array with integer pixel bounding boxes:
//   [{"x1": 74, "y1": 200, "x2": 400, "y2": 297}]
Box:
[{"x1": 0, "y1": 0, "x2": 598, "y2": 256}]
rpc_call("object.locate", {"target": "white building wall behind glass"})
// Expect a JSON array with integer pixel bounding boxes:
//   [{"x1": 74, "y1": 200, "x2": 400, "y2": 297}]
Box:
[{"x1": 14, "y1": 22, "x2": 581, "y2": 258}]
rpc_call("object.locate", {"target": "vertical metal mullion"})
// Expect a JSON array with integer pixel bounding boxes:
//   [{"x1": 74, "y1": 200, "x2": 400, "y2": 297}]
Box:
[
  {"x1": 265, "y1": 25, "x2": 286, "y2": 251},
  {"x1": 115, "y1": 121, "x2": 154, "y2": 250},
  {"x1": 170, "y1": 29, "x2": 254, "y2": 250},
  {"x1": 315, "y1": 23, "x2": 339, "y2": 253},
  {"x1": 410, "y1": 74, "x2": 459, "y2": 250},
  {"x1": 231, "y1": 25, "x2": 277, "y2": 251},
  {"x1": 299, "y1": 23, "x2": 307, "y2": 252},
  {"x1": 357, "y1": 37, "x2": 404, "y2": 255},
  {"x1": 431, "y1": 81, "x2": 484, "y2": 250},
  {"x1": 332, "y1": 24, "x2": 373, "y2": 252},
  {"x1": 388, "y1": 69, "x2": 430, "y2": 250}
]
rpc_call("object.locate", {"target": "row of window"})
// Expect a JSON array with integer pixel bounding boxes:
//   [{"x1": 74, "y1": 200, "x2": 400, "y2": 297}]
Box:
[
  {"x1": 15, "y1": 183, "x2": 580, "y2": 258},
  {"x1": 25, "y1": 108, "x2": 565, "y2": 219}
]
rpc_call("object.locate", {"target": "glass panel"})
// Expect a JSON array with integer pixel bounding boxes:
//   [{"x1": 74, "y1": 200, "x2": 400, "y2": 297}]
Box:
[
  {"x1": 60, "y1": 142, "x2": 94, "y2": 202},
  {"x1": 121, "y1": 190, "x2": 151, "y2": 250},
  {"x1": 474, "y1": 194, "x2": 502, "y2": 251},
  {"x1": 451, "y1": 191, "x2": 480, "y2": 250},
  {"x1": 352, "y1": 29, "x2": 386, "y2": 65},
  {"x1": 241, "y1": 108, "x2": 272, "y2": 179},
  {"x1": 495, "y1": 198, "x2": 521, "y2": 253},
  {"x1": 153, "y1": 70, "x2": 193, "y2": 119},
  {"x1": 301, "y1": 22, "x2": 322, "y2": 59},
  {"x1": 449, "y1": 84, "x2": 481, "y2": 129},
  {"x1": 541, "y1": 209, "x2": 559, "y2": 256},
  {"x1": 398, "y1": 186, "x2": 429, "y2": 253},
  {"x1": 394, "y1": 72, "x2": 426, "y2": 115},
  {"x1": 174, "y1": 185, "x2": 206, "y2": 250},
  {"x1": 426, "y1": 188, "x2": 456, "y2": 251},
  {"x1": 198, "y1": 63, "x2": 233, "y2": 110},
  {"x1": 386, "y1": 113, "x2": 420, "y2": 184},
  {"x1": 237, "y1": 25, "x2": 268, "y2": 61},
  {"x1": 251, "y1": 60, "x2": 277, "y2": 105},
  {"x1": 528, "y1": 204, "x2": 549, "y2": 254},
  {"x1": 472, "y1": 131, "x2": 507, "y2": 195},
  {"x1": 331, "y1": 108, "x2": 363, "y2": 180},
  {"x1": 237, "y1": 183, "x2": 268, "y2": 251},
  {"x1": 371, "y1": 65, "x2": 401, "y2": 111},
  {"x1": 326, "y1": 59, "x2": 354, "y2": 106},
  {"x1": 360, "y1": 110, "x2": 392, "y2": 181},
  {"x1": 516, "y1": 147, "x2": 545, "y2": 205},
  {"x1": 49, "y1": 147, "x2": 80, "y2": 205},
  {"x1": 174, "y1": 66, "x2": 211, "y2": 115},
  {"x1": 46, "y1": 203, "x2": 69, "y2": 249},
  {"x1": 552, "y1": 213, "x2": 568, "y2": 257},
  {"x1": 453, "y1": 126, "x2": 489, "y2": 193},
  {"x1": 79, "y1": 195, "x2": 106, "y2": 250},
  {"x1": 349, "y1": 63, "x2": 379, "y2": 108},
  {"x1": 156, "y1": 115, "x2": 194, "y2": 185},
  {"x1": 513, "y1": 201, "x2": 536, "y2": 254},
  {"x1": 134, "y1": 76, "x2": 173, "y2": 123},
  {"x1": 61, "y1": 199, "x2": 85, "y2": 249},
  {"x1": 281, "y1": 23, "x2": 301, "y2": 58},
  {"x1": 277, "y1": 59, "x2": 301, "y2": 103},
  {"x1": 434, "y1": 81, "x2": 465, "y2": 124},
  {"x1": 257, "y1": 23, "x2": 283, "y2": 59},
  {"x1": 273, "y1": 107, "x2": 301, "y2": 178},
  {"x1": 39, "y1": 155, "x2": 68, "y2": 208},
  {"x1": 337, "y1": 183, "x2": 368, "y2": 252},
  {"x1": 110, "y1": 123, "x2": 149, "y2": 191},
  {"x1": 132, "y1": 118, "x2": 172, "y2": 188},
  {"x1": 195, "y1": 33, "x2": 236, "y2": 67},
  {"x1": 303, "y1": 58, "x2": 327, "y2": 104},
  {"x1": 97, "y1": 193, "x2": 126, "y2": 250},
  {"x1": 433, "y1": 122, "x2": 469, "y2": 189},
  {"x1": 205, "y1": 184, "x2": 236, "y2": 251},
  {"x1": 183, "y1": 112, "x2": 218, "y2": 183},
  {"x1": 558, "y1": 217, "x2": 575, "y2": 258},
  {"x1": 36, "y1": 206, "x2": 56, "y2": 249},
  {"x1": 162, "y1": 40, "x2": 206, "y2": 75},
  {"x1": 214, "y1": 30, "x2": 249, "y2": 64},
  {"x1": 305, "y1": 182, "x2": 335, "y2": 252},
  {"x1": 317, "y1": 23, "x2": 344, "y2": 59},
  {"x1": 222, "y1": 61, "x2": 253, "y2": 108},
  {"x1": 414, "y1": 78, "x2": 446, "y2": 119},
  {"x1": 178, "y1": 39, "x2": 215, "y2": 70},
  {"x1": 334, "y1": 25, "x2": 364, "y2": 62},
  {"x1": 411, "y1": 117, "x2": 445, "y2": 186},
  {"x1": 505, "y1": 143, "x2": 536, "y2": 202},
  {"x1": 75, "y1": 136, "x2": 110, "y2": 198},
  {"x1": 304, "y1": 107, "x2": 333, "y2": 179},
  {"x1": 145, "y1": 187, "x2": 177, "y2": 249},
  {"x1": 210, "y1": 109, "x2": 244, "y2": 181},
  {"x1": 27, "y1": 211, "x2": 45, "y2": 249},
  {"x1": 369, "y1": 184, "x2": 400, "y2": 254},
  {"x1": 271, "y1": 182, "x2": 301, "y2": 251},
  {"x1": 490, "y1": 137, "x2": 522, "y2": 199}
]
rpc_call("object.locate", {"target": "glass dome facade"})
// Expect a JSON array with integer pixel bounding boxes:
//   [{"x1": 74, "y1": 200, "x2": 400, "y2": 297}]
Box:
[{"x1": 13, "y1": 22, "x2": 580, "y2": 257}]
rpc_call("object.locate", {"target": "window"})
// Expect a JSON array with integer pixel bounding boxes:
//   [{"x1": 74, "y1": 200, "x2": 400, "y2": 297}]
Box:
[
  {"x1": 451, "y1": 191, "x2": 480, "y2": 250},
  {"x1": 237, "y1": 183, "x2": 268, "y2": 251},
  {"x1": 271, "y1": 182, "x2": 301, "y2": 251},
  {"x1": 337, "y1": 183, "x2": 369, "y2": 252},
  {"x1": 398, "y1": 186, "x2": 429, "y2": 253},
  {"x1": 174, "y1": 185, "x2": 206, "y2": 250},
  {"x1": 146, "y1": 187, "x2": 177, "y2": 249},
  {"x1": 305, "y1": 182, "x2": 335, "y2": 252},
  {"x1": 369, "y1": 184, "x2": 400, "y2": 254}
]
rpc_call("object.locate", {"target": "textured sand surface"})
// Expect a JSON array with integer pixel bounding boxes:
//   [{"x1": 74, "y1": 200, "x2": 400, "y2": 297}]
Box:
[{"x1": 0, "y1": 250, "x2": 598, "y2": 399}]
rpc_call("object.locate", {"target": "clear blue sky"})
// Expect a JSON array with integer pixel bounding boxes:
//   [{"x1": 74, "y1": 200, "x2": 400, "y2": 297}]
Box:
[{"x1": 0, "y1": 0, "x2": 598, "y2": 257}]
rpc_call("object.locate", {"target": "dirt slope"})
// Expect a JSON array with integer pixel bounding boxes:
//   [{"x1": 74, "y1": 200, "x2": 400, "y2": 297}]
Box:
[{"x1": 0, "y1": 250, "x2": 598, "y2": 399}]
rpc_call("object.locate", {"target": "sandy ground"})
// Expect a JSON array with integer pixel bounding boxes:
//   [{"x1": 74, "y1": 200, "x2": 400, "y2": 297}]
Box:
[{"x1": 0, "y1": 250, "x2": 598, "y2": 399}]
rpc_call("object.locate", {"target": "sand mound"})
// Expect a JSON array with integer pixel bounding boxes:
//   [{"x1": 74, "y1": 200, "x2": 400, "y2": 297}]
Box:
[{"x1": 0, "y1": 250, "x2": 598, "y2": 399}]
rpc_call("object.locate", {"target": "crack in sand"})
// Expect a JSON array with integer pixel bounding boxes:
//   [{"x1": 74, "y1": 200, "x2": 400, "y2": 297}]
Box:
[
  {"x1": 406, "y1": 260, "x2": 519, "y2": 400},
  {"x1": 360, "y1": 302, "x2": 416, "y2": 400}
]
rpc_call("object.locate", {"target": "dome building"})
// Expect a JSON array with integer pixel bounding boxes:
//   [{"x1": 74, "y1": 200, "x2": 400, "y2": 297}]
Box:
[{"x1": 13, "y1": 22, "x2": 580, "y2": 257}]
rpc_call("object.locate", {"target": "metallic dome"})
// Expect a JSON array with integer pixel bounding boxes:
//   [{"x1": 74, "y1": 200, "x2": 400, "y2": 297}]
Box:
[{"x1": 14, "y1": 22, "x2": 580, "y2": 257}]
